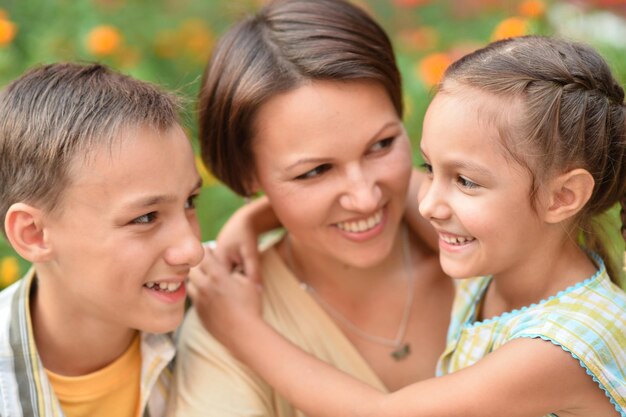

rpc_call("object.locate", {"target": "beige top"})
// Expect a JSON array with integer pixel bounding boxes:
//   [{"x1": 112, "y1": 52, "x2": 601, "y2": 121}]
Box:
[{"x1": 167, "y1": 243, "x2": 387, "y2": 417}]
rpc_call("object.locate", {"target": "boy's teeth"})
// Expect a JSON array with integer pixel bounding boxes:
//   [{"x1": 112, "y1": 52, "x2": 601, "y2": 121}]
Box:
[
  {"x1": 144, "y1": 281, "x2": 182, "y2": 292},
  {"x1": 337, "y1": 210, "x2": 383, "y2": 233}
]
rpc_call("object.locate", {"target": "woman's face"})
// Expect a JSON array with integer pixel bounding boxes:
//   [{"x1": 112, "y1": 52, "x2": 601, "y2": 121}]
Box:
[{"x1": 251, "y1": 80, "x2": 412, "y2": 268}]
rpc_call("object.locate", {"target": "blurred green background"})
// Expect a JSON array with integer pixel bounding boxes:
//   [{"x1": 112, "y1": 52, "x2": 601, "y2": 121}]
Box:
[{"x1": 1, "y1": 0, "x2": 625, "y2": 288}]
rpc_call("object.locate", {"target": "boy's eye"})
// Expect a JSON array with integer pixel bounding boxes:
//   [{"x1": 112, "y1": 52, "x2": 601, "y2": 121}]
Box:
[
  {"x1": 185, "y1": 194, "x2": 199, "y2": 209},
  {"x1": 369, "y1": 137, "x2": 395, "y2": 153},
  {"x1": 131, "y1": 212, "x2": 157, "y2": 225},
  {"x1": 295, "y1": 164, "x2": 331, "y2": 180},
  {"x1": 458, "y1": 175, "x2": 479, "y2": 189}
]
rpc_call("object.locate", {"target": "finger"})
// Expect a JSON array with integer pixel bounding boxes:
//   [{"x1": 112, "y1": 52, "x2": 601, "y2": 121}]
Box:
[{"x1": 240, "y1": 243, "x2": 262, "y2": 284}]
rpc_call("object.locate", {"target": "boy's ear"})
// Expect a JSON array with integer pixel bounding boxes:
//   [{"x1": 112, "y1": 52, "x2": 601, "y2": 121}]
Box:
[
  {"x1": 4, "y1": 203, "x2": 53, "y2": 262},
  {"x1": 543, "y1": 168, "x2": 594, "y2": 224}
]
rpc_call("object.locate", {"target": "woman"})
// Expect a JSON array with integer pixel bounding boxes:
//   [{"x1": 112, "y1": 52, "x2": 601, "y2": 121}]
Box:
[{"x1": 167, "y1": 1, "x2": 453, "y2": 415}]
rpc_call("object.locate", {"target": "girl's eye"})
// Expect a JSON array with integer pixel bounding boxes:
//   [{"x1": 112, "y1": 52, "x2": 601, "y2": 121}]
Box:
[
  {"x1": 458, "y1": 175, "x2": 479, "y2": 189},
  {"x1": 185, "y1": 194, "x2": 199, "y2": 209},
  {"x1": 295, "y1": 164, "x2": 331, "y2": 180},
  {"x1": 132, "y1": 212, "x2": 157, "y2": 225},
  {"x1": 369, "y1": 137, "x2": 395, "y2": 153},
  {"x1": 420, "y1": 162, "x2": 433, "y2": 175}
]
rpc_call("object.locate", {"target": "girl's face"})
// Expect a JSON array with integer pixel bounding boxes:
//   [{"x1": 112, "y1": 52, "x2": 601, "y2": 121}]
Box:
[
  {"x1": 418, "y1": 90, "x2": 547, "y2": 280},
  {"x1": 252, "y1": 80, "x2": 412, "y2": 269}
]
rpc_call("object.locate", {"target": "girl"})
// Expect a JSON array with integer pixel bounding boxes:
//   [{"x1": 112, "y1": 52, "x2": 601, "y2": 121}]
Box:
[{"x1": 189, "y1": 35, "x2": 626, "y2": 416}]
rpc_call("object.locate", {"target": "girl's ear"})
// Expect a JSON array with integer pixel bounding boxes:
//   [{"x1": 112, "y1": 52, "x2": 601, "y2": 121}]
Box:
[
  {"x1": 4, "y1": 203, "x2": 53, "y2": 263},
  {"x1": 543, "y1": 168, "x2": 594, "y2": 224}
]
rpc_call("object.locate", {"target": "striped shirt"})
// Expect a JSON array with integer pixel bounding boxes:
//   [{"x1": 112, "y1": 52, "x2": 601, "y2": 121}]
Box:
[
  {"x1": 437, "y1": 255, "x2": 626, "y2": 416},
  {"x1": 0, "y1": 269, "x2": 176, "y2": 417}
]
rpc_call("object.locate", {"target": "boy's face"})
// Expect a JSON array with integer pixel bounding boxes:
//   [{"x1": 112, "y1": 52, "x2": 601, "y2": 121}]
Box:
[{"x1": 41, "y1": 125, "x2": 204, "y2": 334}]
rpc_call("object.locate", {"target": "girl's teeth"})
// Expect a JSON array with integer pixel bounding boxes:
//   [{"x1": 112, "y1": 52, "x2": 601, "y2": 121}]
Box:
[
  {"x1": 337, "y1": 210, "x2": 383, "y2": 233},
  {"x1": 144, "y1": 281, "x2": 182, "y2": 292},
  {"x1": 441, "y1": 235, "x2": 475, "y2": 245}
]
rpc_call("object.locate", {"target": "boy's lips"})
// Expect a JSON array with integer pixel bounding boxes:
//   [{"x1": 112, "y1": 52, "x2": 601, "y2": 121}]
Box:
[{"x1": 143, "y1": 276, "x2": 187, "y2": 293}]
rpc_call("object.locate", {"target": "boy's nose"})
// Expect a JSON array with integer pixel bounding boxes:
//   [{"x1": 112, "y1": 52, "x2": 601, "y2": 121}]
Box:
[{"x1": 164, "y1": 219, "x2": 204, "y2": 267}]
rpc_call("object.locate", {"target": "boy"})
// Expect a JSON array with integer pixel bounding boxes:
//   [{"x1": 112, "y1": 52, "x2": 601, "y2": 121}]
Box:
[{"x1": 0, "y1": 63, "x2": 204, "y2": 417}]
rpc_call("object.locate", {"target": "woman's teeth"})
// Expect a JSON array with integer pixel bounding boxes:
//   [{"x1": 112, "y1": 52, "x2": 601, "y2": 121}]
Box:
[
  {"x1": 144, "y1": 281, "x2": 182, "y2": 292},
  {"x1": 337, "y1": 210, "x2": 383, "y2": 233},
  {"x1": 440, "y1": 234, "x2": 475, "y2": 245}
]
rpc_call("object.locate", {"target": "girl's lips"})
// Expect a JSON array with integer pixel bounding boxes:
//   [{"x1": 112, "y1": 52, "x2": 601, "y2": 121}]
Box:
[{"x1": 437, "y1": 231, "x2": 476, "y2": 252}]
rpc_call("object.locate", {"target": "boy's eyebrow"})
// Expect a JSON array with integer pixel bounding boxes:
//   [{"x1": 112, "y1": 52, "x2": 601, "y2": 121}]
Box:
[
  {"x1": 125, "y1": 177, "x2": 203, "y2": 209},
  {"x1": 285, "y1": 121, "x2": 401, "y2": 171}
]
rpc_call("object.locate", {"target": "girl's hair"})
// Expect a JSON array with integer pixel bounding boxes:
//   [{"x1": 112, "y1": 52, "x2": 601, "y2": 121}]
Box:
[
  {"x1": 198, "y1": 0, "x2": 401, "y2": 196},
  {"x1": 440, "y1": 36, "x2": 626, "y2": 281}
]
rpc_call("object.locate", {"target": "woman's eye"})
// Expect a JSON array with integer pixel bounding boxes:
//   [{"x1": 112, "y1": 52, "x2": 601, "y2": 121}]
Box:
[
  {"x1": 458, "y1": 176, "x2": 479, "y2": 189},
  {"x1": 420, "y1": 162, "x2": 433, "y2": 175},
  {"x1": 131, "y1": 212, "x2": 157, "y2": 225},
  {"x1": 295, "y1": 164, "x2": 331, "y2": 180},
  {"x1": 185, "y1": 194, "x2": 199, "y2": 209},
  {"x1": 369, "y1": 137, "x2": 395, "y2": 152}
]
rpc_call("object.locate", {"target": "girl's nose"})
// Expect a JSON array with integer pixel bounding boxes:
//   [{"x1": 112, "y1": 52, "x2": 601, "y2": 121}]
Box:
[{"x1": 418, "y1": 179, "x2": 450, "y2": 221}]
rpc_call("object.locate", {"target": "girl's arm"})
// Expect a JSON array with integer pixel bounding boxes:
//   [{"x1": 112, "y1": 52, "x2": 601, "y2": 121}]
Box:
[
  {"x1": 188, "y1": 250, "x2": 613, "y2": 417},
  {"x1": 214, "y1": 195, "x2": 279, "y2": 283}
]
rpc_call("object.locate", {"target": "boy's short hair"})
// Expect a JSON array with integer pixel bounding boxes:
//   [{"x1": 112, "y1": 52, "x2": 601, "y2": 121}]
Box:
[{"x1": 0, "y1": 63, "x2": 182, "y2": 235}]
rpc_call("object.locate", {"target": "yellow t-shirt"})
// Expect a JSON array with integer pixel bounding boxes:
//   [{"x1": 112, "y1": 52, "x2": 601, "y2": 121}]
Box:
[{"x1": 46, "y1": 335, "x2": 141, "y2": 417}]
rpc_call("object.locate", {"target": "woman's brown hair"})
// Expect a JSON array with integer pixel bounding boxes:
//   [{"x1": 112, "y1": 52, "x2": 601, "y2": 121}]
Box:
[{"x1": 198, "y1": 0, "x2": 402, "y2": 196}]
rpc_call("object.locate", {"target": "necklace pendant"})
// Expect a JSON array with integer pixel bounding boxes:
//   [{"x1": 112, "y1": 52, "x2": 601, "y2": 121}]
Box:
[{"x1": 391, "y1": 343, "x2": 410, "y2": 361}]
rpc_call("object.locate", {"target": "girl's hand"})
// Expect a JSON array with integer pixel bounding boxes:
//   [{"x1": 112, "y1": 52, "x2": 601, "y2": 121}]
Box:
[
  {"x1": 187, "y1": 246, "x2": 263, "y2": 351},
  {"x1": 215, "y1": 195, "x2": 281, "y2": 283}
]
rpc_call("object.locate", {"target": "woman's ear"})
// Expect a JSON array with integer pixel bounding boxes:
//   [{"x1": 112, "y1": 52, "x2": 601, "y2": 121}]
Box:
[
  {"x1": 543, "y1": 168, "x2": 594, "y2": 224},
  {"x1": 4, "y1": 203, "x2": 53, "y2": 262}
]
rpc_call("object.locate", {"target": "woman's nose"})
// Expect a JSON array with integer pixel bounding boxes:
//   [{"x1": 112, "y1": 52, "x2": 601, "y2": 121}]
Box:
[{"x1": 339, "y1": 168, "x2": 382, "y2": 213}]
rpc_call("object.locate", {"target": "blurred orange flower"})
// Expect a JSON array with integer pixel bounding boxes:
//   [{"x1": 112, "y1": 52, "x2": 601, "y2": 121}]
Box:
[
  {"x1": 0, "y1": 17, "x2": 17, "y2": 47},
  {"x1": 393, "y1": 0, "x2": 430, "y2": 7},
  {"x1": 179, "y1": 19, "x2": 215, "y2": 62},
  {"x1": 491, "y1": 17, "x2": 528, "y2": 41},
  {"x1": 518, "y1": 0, "x2": 546, "y2": 18},
  {"x1": 417, "y1": 52, "x2": 452, "y2": 88},
  {"x1": 0, "y1": 256, "x2": 20, "y2": 288},
  {"x1": 0, "y1": 9, "x2": 6, "y2": 19},
  {"x1": 86, "y1": 25, "x2": 122, "y2": 56},
  {"x1": 399, "y1": 26, "x2": 438, "y2": 51}
]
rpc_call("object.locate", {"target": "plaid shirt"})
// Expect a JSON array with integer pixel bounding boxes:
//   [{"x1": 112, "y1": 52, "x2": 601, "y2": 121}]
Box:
[
  {"x1": 438, "y1": 255, "x2": 626, "y2": 416},
  {"x1": 0, "y1": 269, "x2": 176, "y2": 417}
]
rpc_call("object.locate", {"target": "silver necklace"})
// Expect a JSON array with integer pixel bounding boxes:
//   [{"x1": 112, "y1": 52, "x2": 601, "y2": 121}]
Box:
[{"x1": 285, "y1": 226, "x2": 414, "y2": 361}]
